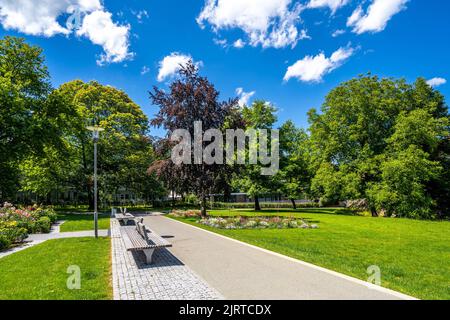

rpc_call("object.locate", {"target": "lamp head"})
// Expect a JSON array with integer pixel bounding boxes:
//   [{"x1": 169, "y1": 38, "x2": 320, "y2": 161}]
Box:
[{"x1": 86, "y1": 126, "x2": 104, "y2": 141}]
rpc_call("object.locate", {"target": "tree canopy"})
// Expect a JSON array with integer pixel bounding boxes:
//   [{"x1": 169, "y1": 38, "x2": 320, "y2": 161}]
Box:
[
  {"x1": 308, "y1": 74, "x2": 449, "y2": 218},
  {"x1": 149, "y1": 62, "x2": 239, "y2": 216},
  {"x1": 0, "y1": 36, "x2": 162, "y2": 206},
  {"x1": 0, "y1": 36, "x2": 67, "y2": 199}
]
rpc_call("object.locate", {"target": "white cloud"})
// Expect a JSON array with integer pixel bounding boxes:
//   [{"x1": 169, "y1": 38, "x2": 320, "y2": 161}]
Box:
[
  {"x1": 157, "y1": 53, "x2": 201, "y2": 82},
  {"x1": 0, "y1": 0, "x2": 132, "y2": 64},
  {"x1": 284, "y1": 46, "x2": 354, "y2": 83},
  {"x1": 197, "y1": 0, "x2": 304, "y2": 49},
  {"x1": 347, "y1": 6, "x2": 363, "y2": 27},
  {"x1": 0, "y1": 0, "x2": 100, "y2": 36},
  {"x1": 332, "y1": 29, "x2": 345, "y2": 37},
  {"x1": 77, "y1": 10, "x2": 132, "y2": 65},
  {"x1": 132, "y1": 10, "x2": 149, "y2": 23},
  {"x1": 233, "y1": 39, "x2": 245, "y2": 48},
  {"x1": 299, "y1": 29, "x2": 311, "y2": 40},
  {"x1": 307, "y1": 0, "x2": 349, "y2": 13},
  {"x1": 426, "y1": 77, "x2": 447, "y2": 87},
  {"x1": 347, "y1": 0, "x2": 408, "y2": 34},
  {"x1": 141, "y1": 66, "x2": 150, "y2": 75},
  {"x1": 236, "y1": 88, "x2": 256, "y2": 107},
  {"x1": 213, "y1": 38, "x2": 228, "y2": 48}
]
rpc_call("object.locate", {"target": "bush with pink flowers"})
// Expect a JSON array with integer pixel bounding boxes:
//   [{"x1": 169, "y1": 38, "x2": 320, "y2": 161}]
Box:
[{"x1": 0, "y1": 202, "x2": 57, "y2": 250}]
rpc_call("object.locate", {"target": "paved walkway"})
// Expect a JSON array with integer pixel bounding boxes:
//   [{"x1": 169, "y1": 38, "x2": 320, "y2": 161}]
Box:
[
  {"x1": 0, "y1": 240, "x2": 46, "y2": 259},
  {"x1": 110, "y1": 219, "x2": 223, "y2": 300},
  {"x1": 143, "y1": 214, "x2": 417, "y2": 300}
]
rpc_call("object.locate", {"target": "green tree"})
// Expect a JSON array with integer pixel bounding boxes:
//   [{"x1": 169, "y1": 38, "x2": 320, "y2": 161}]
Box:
[
  {"x1": 0, "y1": 36, "x2": 69, "y2": 200},
  {"x1": 367, "y1": 146, "x2": 442, "y2": 219},
  {"x1": 40, "y1": 80, "x2": 159, "y2": 208},
  {"x1": 150, "y1": 62, "x2": 238, "y2": 216},
  {"x1": 308, "y1": 74, "x2": 449, "y2": 218},
  {"x1": 277, "y1": 120, "x2": 311, "y2": 209},
  {"x1": 233, "y1": 100, "x2": 278, "y2": 211}
]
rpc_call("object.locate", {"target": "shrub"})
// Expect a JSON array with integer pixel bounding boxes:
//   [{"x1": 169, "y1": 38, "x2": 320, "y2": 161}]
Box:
[
  {"x1": 0, "y1": 203, "x2": 56, "y2": 251},
  {"x1": 34, "y1": 207, "x2": 57, "y2": 223},
  {"x1": 0, "y1": 221, "x2": 28, "y2": 250},
  {"x1": 35, "y1": 216, "x2": 51, "y2": 233},
  {"x1": 0, "y1": 235, "x2": 11, "y2": 251}
]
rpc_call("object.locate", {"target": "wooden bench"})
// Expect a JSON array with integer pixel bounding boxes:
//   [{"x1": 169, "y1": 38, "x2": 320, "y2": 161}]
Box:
[
  {"x1": 115, "y1": 213, "x2": 135, "y2": 225},
  {"x1": 120, "y1": 221, "x2": 172, "y2": 264}
]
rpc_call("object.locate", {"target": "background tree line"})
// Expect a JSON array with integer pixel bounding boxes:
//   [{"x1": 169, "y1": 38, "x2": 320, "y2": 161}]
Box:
[
  {"x1": 1, "y1": 36, "x2": 448, "y2": 219},
  {"x1": 150, "y1": 63, "x2": 449, "y2": 219}
]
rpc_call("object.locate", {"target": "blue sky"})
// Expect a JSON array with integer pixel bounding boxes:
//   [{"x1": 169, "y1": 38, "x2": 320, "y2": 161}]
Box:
[{"x1": 0, "y1": 0, "x2": 448, "y2": 137}]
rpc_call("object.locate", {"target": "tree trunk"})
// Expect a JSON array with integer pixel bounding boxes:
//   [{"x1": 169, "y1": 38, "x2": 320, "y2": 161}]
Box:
[
  {"x1": 171, "y1": 189, "x2": 176, "y2": 208},
  {"x1": 291, "y1": 198, "x2": 297, "y2": 210},
  {"x1": 224, "y1": 183, "x2": 231, "y2": 203},
  {"x1": 370, "y1": 207, "x2": 379, "y2": 217},
  {"x1": 254, "y1": 196, "x2": 261, "y2": 211},
  {"x1": 46, "y1": 192, "x2": 51, "y2": 205},
  {"x1": 88, "y1": 194, "x2": 94, "y2": 210},
  {"x1": 87, "y1": 186, "x2": 99, "y2": 211},
  {"x1": 200, "y1": 195, "x2": 207, "y2": 217}
]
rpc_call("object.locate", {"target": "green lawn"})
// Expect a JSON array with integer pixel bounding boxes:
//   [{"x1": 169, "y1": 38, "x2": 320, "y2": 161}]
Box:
[
  {"x1": 0, "y1": 237, "x2": 111, "y2": 300},
  {"x1": 170, "y1": 208, "x2": 450, "y2": 300},
  {"x1": 58, "y1": 214, "x2": 110, "y2": 232}
]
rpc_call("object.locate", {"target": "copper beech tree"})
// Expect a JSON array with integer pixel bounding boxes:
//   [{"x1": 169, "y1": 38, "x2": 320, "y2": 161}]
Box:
[{"x1": 149, "y1": 62, "x2": 240, "y2": 217}]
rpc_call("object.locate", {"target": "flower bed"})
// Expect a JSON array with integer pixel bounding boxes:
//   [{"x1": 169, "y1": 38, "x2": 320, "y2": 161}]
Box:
[
  {"x1": 0, "y1": 202, "x2": 57, "y2": 250},
  {"x1": 168, "y1": 210, "x2": 319, "y2": 230},
  {"x1": 198, "y1": 216, "x2": 318, "y2": 230},
  {"x1": 170, "y1": 210, "x2": 202, "y2": 218}
]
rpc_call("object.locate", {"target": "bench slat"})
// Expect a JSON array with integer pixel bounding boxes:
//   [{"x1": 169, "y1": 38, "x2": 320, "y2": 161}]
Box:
[
  {"x1": 115, "y1": 213, "x2": 135, "y2": 220},
  {"x1": 120, "y1": 226, "x2": 172, "y2": 251}
]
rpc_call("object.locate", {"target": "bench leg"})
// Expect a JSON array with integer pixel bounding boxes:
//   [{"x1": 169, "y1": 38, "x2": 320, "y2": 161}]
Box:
[{"x1": 142, "y1": 249, "x2": 155, "y2": 264}]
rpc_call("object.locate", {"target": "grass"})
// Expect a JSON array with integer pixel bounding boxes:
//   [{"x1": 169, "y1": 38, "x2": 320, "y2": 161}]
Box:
[
  {"x1": 170, "y1": 208, "x2": 450, "y2": 300},
  {"x1": 0, "y1": 237, "x2": 111, "y2": 300},
  {"x1": 58, "y1": 214, "x2": 110, "y2": 232}
]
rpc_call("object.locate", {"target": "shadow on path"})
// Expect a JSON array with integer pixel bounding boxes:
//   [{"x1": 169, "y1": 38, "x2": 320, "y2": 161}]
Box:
[{"x1": 133, "y1": 248, "x2": 185, "y2": 270}]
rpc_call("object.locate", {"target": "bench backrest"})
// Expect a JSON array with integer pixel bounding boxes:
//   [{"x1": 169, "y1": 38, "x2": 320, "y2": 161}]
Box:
[
  {"x1": 136, "y1": 222, "x2": 149, "y2": 241},
  {"x1": 135, "y1": 217, "x2": 144, "y2": 225}
]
